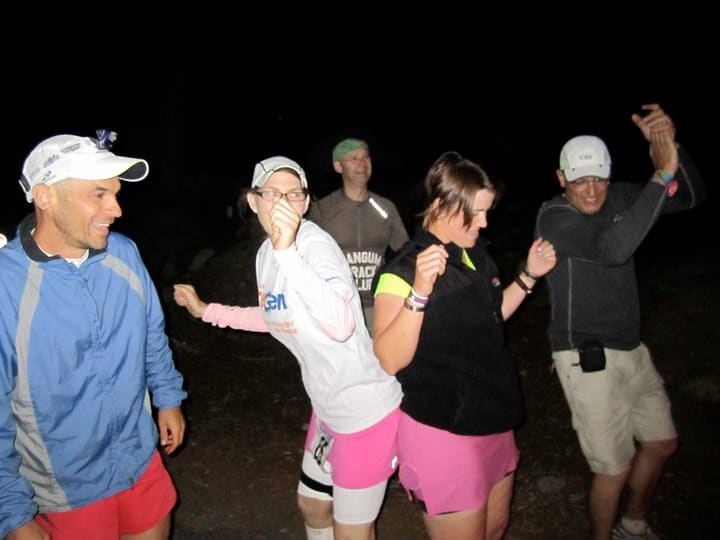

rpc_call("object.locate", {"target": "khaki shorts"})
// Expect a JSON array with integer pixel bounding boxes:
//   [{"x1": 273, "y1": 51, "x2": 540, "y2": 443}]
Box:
[{"x1": 553, "y1": 343, "x2": 677, "y2": 475}]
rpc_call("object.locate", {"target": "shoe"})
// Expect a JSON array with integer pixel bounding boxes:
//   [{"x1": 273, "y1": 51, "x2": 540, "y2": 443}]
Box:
[{"x1": 612, "y1": 521, "x2": 661, "y2": 540}]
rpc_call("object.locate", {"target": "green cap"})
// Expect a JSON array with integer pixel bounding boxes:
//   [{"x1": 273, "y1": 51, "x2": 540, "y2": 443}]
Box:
[{"x1": 332, "y1": 138, "x2": 369, "y2": 162}]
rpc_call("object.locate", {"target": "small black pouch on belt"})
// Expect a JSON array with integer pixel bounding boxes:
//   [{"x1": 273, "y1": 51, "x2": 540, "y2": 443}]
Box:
[{"x1": 577, "y1": 340, "x2": 606, "y2": 372}]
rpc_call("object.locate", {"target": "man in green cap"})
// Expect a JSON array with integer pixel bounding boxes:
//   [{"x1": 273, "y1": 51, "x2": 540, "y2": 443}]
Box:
[{"x1": 309, "y1": 138, "x2": 408, "y2": 334}]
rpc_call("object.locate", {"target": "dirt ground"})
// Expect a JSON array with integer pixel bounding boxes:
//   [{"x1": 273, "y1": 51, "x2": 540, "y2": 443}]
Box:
[{"x1": 149, "y1": 197, "x2": 718, "y2": 540}]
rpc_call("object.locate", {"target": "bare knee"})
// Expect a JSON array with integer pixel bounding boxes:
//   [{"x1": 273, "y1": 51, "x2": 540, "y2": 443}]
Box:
[
  {"x1": 660, "y1": 437, "x2": 678, "y2": 458},
  {"x1": 298, "y1": 493, "x2": 333, "y2": 528},
  {"x1": 486, "y1": 473, "x2": 514, "y2": 540},
  {"x1": 334, "y1": 520, "x2": 375, "y2": 540},
  {"x1": 641, "y1": 437, "x2": 677, "y2": 460},
  {"x1": 486, "y1": 513, "x2": 510, "y2": 540}
]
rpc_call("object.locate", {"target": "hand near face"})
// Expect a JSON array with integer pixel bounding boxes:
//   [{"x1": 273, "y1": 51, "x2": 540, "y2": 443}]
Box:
[
  {"x1": 413, "y1": 244, "x2": 449, "y2": 297},
  {"x1": 270, "y1": 198, "x2": 302, "y2": 250}
]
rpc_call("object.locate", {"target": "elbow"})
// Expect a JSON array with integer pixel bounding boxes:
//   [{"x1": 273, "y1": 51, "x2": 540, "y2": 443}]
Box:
[
  {"x1": 337, "y1": 329, "x2": 354, "y2": 342},
  {"x1": 315, "y1": 311, "x2": 355, "y2": 342},
  {"x1": 597, "y1": 243, "x2": 633, "y2": 266},
  {"x1": 335, "y1": 315, "x2": 356, "y2": 342},
  {"x1": 604, "y1": 253, "x2": 632, "y2": 266},
  {"x1": 325, "y1": 326, "x2": 354, "y2": 342},
  {"x1": 381, "y1": 362, "x2": 400, "y2": 377},
  {"x1": 332, "y1": 302, "x2": 356, "y2": 341},
  {"x1": 373, "y1": 347, "x2": 391, "y2": 374},
  {"x1": 373, "y1": 346, "x2": 402, "y2": 376}
]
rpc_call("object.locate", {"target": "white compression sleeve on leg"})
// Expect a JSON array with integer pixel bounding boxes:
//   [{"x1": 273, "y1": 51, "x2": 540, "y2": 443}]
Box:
[{"x1": 305, "y1": 524, "x2": 334, "y2": 539}]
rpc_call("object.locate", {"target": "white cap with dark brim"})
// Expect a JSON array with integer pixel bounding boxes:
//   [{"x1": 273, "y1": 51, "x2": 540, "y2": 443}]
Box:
[{"x1": 19, "y1": 134, "x2": 149, "y2": 202}]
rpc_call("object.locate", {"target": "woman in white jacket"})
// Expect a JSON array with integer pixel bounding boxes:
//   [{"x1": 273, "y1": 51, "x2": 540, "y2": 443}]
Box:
[{"x1": 174, "y1": 156, "x2": 402, "y2": 540}]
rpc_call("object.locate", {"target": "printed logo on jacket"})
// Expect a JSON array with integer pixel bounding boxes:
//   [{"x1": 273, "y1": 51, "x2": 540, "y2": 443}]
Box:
[{"x1": 258, "y1": 285, "x2": 297, "y2": 334}]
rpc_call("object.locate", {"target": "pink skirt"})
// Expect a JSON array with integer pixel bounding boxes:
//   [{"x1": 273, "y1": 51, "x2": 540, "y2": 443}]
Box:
[{"x1": 397, "y1": 411, "x2": 519, "y2": 515}]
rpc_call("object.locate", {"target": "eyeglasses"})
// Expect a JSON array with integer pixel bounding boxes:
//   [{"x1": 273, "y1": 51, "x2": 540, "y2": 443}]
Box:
[
  {"x1": 569, "y1": 177, "x2": 609, "y2": 188},
  {"x1": 253, "y1": 189, "x2": 308, "y2": 202}
]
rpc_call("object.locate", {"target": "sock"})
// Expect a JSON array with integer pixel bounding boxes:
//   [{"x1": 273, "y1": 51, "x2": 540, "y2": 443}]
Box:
[
  {"x1": 305, "y1": 524, "x2": 334, "y2": 539},
  {"x1": 621, "y1": 516, "x2": 649, "y2": 535}
]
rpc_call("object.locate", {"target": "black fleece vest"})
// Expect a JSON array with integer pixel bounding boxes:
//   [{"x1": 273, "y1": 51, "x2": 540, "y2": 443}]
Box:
[{"x1": 375, "y1": 229, "x2": 525, "y2": 435}]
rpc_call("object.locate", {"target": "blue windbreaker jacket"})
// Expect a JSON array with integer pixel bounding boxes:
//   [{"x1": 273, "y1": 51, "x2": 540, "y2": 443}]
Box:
[{"x1": 0, "y1": 214, "x2": 187, "y2": 537}]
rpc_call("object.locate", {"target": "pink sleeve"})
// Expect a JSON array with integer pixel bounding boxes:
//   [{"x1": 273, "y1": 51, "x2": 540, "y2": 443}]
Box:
[{"x1": 202, "y1": 303, "x2": 268, "y2": 332}]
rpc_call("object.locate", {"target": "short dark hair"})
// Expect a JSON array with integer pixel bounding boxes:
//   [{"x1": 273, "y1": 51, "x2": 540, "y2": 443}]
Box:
[{"x1": 421, "y1": 151, "x2": 503, "y2": 228}]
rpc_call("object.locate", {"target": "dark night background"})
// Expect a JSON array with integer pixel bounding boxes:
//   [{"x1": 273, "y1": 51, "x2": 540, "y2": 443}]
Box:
[
  {"x1": 1, "y1": 9, "x2": 716, "y2": 243},
  {"x1": 2, "y1": 9, "x2": 718, "y2": 539}
]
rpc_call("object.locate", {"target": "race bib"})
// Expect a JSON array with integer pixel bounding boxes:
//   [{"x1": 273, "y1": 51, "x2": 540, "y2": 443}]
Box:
[{"x1": 311, "y1": 420, "x2": 335, "y2": 474}]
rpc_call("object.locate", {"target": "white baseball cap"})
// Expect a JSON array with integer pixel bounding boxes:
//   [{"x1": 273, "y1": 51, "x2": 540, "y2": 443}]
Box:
[
  {"x1": 559, "y1": 135, "x2": 612, "y2": 182},
  {"x1": 19, "y1": 133, "x2": 149, "y2": 202},
  {"x1": 251, "y1": 156, "x2": 308, "y2": 189}
]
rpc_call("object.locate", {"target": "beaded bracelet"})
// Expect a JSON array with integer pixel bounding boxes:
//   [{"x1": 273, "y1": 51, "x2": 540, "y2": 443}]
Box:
[
  {"x1": 656, "y1": 170, "x2": 674, "y2": 184},
  {"x1": 654, "y1": 170, "x2": 679, "y2": 197}
]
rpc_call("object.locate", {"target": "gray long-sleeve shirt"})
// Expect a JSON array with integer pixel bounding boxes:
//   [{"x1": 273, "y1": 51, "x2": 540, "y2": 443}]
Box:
[
  {"x1": 535, "y1": 146, "x2": 705, "y2": 352},
  {"x1": 309, "y1": 189, "x2": 409, "y2": 308}
]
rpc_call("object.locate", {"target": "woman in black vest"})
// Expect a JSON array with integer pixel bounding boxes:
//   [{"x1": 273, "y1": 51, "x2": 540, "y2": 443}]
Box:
[{"x1": 373, "y1": 151, "x2": 556, "y2": 540}]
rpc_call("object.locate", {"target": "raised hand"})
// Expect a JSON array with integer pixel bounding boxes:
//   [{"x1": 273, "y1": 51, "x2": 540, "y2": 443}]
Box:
[
  {"x1": 631, "y1": 103, "x2": 676, "y2": 142},
  {"x1": 412, "y1": 244, "x2": 449, "y2": 297},
  {"x1": 270, "y1": 198, "x2": 302, "y2": 250},
  {"x1": 526, "y1": 237, "x2": 556, "y2": 278},
  {"x1": 649, "y1": 128, "x2": 679, "y2": 176}
]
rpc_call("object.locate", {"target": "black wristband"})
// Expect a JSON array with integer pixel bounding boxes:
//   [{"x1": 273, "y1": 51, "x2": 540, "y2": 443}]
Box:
[
  {"x1": 515, "y1": 276, "x2": 533, "y2": 295},
  {"x1": 521, "y1": 267, "x2": 539, "y2": 281}
]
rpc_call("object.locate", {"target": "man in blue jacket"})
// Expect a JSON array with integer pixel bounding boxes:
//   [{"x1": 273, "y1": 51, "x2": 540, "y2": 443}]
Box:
[
  {"x1": 0, "y1": 132, "x2": 188, "y2": 540},
  {"x1": 535, "y1": 104, "x2": 705, "y2": 540}
]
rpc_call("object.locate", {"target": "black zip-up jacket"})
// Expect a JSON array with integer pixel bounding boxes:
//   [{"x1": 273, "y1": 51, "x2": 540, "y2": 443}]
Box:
[
  {"x1": 535, "y1": 145, "x2": 705, "y2": 352},
  {"x1": 374, "y1": 229, "x2": 525, "y2": 435}
]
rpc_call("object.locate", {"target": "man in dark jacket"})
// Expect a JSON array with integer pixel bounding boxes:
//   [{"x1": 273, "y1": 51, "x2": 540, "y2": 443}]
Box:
[{"x1": 535, "y1": 104, "x2": 705, "y2": 540}]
